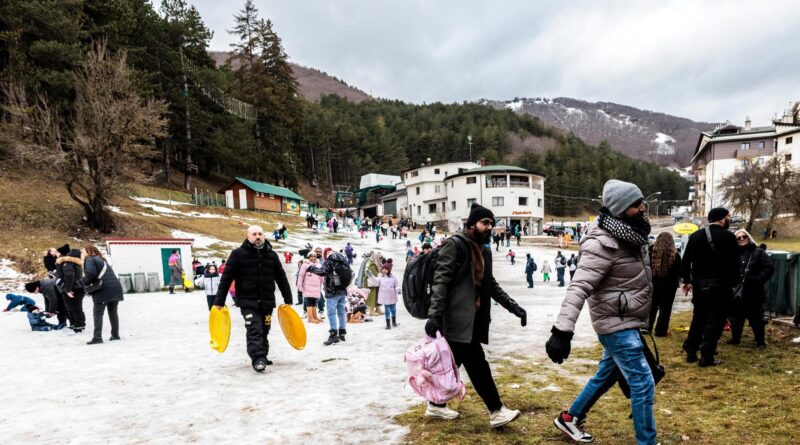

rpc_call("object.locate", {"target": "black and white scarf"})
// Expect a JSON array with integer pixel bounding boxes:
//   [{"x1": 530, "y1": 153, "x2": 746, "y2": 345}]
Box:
[{"x1": 597, "y1": 208, "x2": 651, "y2": 247}]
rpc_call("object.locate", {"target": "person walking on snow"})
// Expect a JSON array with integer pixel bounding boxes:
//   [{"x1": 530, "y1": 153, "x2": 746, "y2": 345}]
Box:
[
  {"x1": 424, "y1": 203, "x2": 527, "y2": 429},
  {"x1": 297, "y1": 252, "x2": 324, "y2": 324},
  {"x1": 567, "y1": 254, "x2": 578, "y2": 280},
  {"x1": 371, "y1": 266, "x2": 399, "y2": 329},
  {"x1": 213, "y1": 225, "x2": 293, "y2": 373},
  {"x1": 55, "y1": 244, "x2": 86, "y2": 333},
  {"x1": 524, "y1": 253, "x2": 537, "y2": 288},
  {"x1": 546, "y1": 179, "x2": 657, "y2": 444},
  {"x1": 555, "y1": 251, "x2": 567, "y2": 287},
  {"x1": 506, "y1": 249, "x2": 516, "y2": 265},
  {"x1": 305, "y1": 251, "x2": 353, "y2": 345},
  {"x1": 542, "y1": 260, "x2": 552, "y2": 282}
]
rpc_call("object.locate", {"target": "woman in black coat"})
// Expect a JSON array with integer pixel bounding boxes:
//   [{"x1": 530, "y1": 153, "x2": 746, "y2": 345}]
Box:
[
  {"x1": 82, "y1": 245, "x2": 124, "y2": 345},
  {"x1": 649, "y1": 232, "x2": 682, "y2": 337},
  {"x1": 729, "y1": 230, "x2": 774, "y2": 349}
]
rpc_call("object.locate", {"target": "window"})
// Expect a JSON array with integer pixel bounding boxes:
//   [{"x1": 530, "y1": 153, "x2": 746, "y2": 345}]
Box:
[
  {"x1": 537, "y1": 198, "x2": 542, "y2": 208},
  {"x1": 758, "y1": 141, "x2": 765, "y2": 149},
  {"x1": 450, "y1": 181, "x2": 454, "y2": 188},
  {"x1": 434, "y1": 168, "x2": 440, "y2": 174},
  {"x1": 467, "y1": 198, "x2": 476, "y2": 208},
  {"x1": 417, "y1": 206, "x2": 422, "y2": 215},
  {"x1": 411, "y1": 170, "x2": 419, "y2": 177},
  {"x1": 740, "y1": 159, "x2": 750, "y2": 167},
  {"x1": 416, "y1": 187, "x2": 420, "y2": 195},
  {"x1": 519, "y1": 197, "x2": 528, "y2": 206},
  {"x1": 441, "y1": 202, "x2": 447, "y2": 213},
  {"x1": 466, "y1": 176, "x2": 477, "y2": 184},
  {"x1": 492, "y1": 197, "x2": 504, "y2": 206},
  {"x1": 788, "y1": 137, "x2": 794, "y2": 144},
  {"x1": 434, "y1": 185, "x2": 441, "y2": 193},
  {"x1": 756, "y1": 158, "x2": 764, "y2": 165},
  {"x1": 451, "y1": 201, "x2": 456, "y2": 210},
  {"x1": 428, "y1": 203, "x2": 437, "y2": 214},
  {"x1": 741, "y1": 142, "x2": 750, "y2": 151},
  {"x1": 786, "y1": 154, "x2": 793, "y2": 162}
]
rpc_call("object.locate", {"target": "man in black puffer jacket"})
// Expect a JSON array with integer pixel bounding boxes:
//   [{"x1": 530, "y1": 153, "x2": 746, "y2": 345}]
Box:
[
  {"x1": 55, "y1": 244, "x2": 86, "y2": 333},
  {"x1": 214, "y1": 225, "x2": 293, "y2": 373}
]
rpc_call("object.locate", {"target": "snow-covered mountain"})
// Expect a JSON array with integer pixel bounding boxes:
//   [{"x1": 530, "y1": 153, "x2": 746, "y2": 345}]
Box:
[{"x1": 482, "y1": 97, "x2": 717, "y2": 166}]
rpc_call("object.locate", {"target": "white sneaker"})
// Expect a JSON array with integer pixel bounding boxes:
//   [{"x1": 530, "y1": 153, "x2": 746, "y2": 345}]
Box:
[
  {"x1": 424, "y1": 403, "x2": 460, "y2": 420},
  {"x1": 489, "y1": 406, "x2": 521, "y2": 428},
  {"x1": 554, "y1": 411, "x2": 594, "y2": 443}
]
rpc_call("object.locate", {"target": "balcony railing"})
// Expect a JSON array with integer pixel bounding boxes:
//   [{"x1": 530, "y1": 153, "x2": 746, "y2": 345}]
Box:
[
  {"x1": 486, "y1": 181, "x2": 508, "y2": 188},
  {"x1": 508, "y1": 180, "x2": 530, "y2": 188}
]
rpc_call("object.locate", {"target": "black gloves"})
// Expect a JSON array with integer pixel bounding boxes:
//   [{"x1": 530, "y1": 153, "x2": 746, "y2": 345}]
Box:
[
  {"x1": 508, "y1": 302, "x2": 527, "y2": 327},
  {"x1": 545, "y1": 326, "x2": 574, "y2": 364},
  {"x1": 283, "y1": 296, "x2": 293, "y2": 305},
  {"x1": 425, "y1": 316, "x2": 442, "y2": 337}
]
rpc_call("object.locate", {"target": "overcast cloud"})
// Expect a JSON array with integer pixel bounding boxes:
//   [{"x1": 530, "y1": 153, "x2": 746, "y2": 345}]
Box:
[{"x1": 193, "y1": 0, "x2": 799, "y2": 125}]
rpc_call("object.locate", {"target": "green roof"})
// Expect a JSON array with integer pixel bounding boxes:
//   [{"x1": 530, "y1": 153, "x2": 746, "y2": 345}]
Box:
[
  {"x1": 465, "y1": 165, "x2": 528, "y2": 174},
  {"x1": 234, "y1": 177, "x2": 304, "y2": 201}
]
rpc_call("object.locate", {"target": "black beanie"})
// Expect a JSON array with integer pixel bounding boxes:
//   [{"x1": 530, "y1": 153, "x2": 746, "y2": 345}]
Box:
[
  {"x1": 466, "y1": 203, "x2": 495, "y2": 228},
  {"x1": 25, "y1": 281, "x2": 40, "y2": 293},
  {"x1": 56, "y1": 244, "x2": 71, "y2": 256},
  {"x1": 707, "y1": 207, "x2": 729, "y2": 223}
]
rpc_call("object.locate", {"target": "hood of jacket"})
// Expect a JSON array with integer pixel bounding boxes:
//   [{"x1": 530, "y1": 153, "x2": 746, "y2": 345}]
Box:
[{"x1": 56, "y1": 255, "x2": 83, "y2": 266}]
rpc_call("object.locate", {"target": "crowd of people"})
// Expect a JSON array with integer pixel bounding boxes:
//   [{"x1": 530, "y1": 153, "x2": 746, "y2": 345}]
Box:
[{"x1": 7, "y1": 178, "x2": 783, "y2": 444}]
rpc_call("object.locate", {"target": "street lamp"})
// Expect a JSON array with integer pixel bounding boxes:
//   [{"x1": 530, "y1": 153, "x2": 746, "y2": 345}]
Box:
[
  {"x1": 467, "y1": 135, "x2": 473, "y2": 161},
  {"x1": 644, "y1": 191, "x2": 661, "y2": 219}
]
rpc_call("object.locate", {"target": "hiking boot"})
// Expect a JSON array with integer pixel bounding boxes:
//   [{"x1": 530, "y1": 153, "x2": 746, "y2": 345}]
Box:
[
  {"x1": 725, "y1": 338, "x2": 740, "y2": 345},
  {"x1": 324, "y1": 330, "x2": 340, "y2": 346},
  {"x1": 698, "y1": 357, "x2": 721, "y2": 368},
  {"x1": 86, "y1": 338, "x2": 103, "y2": 345},
  {"x1": 338, "y1": 329, "x2": 346, "y2": 342},
  {"x1": 554, "y1": 411, "x2": 594, "y2": 443},
  {"x1": 489, "y1": 406, "x2": 521, "y2": 428},
  {"x1": 253, "y1": 357, "x2": 268, "y2": 373},
  {"x1": 683, "y1": 346, "x2": 698, "y2": 363},
  {"x1": 756, "y1": 343, "x2": 768, "y2": 350},
  {"x1": 424, "y1": 403, "x2": 459, "y2": 420},
  {"x1": 109, "y1": 335, "x2": 121, "y2": 341},
  {"x1": 392, "y1": 316, "x2": 398, "y2": 327},
  {"x1": 386, "y1": 319, "x2": 391, "y2": 330}
]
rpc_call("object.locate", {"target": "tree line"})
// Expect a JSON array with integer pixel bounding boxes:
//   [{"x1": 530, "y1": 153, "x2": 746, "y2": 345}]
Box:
[{"x1": 0, "y1": 0, "x2": 689, "y2": 231}]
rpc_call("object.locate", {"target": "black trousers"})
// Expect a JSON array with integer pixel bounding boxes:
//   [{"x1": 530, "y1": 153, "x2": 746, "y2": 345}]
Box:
[
  {"x1": 46, "y1": 291, "x2": 68, "y2": 325},
  {"x1": 648, "y1": 286, "x2": 677, "y2": 336},
  {"x1": 64, "y1": 293, "x2": 86, "y2": 328},
  {"x1": 729, "y1": 295, "x2": 766, "y2": 345},
  {"x1": 92, "y1": 301, "x2": 119, "y2": 339},
  {"x1": 683, "y1": 285, "x2": 731, "y2": 358},
  {"x1": 240, "y1": 307, "x2": 274, "y2": 363},
  {"x1": 526, "y1": 273, "x2": 533, "y2": 288},
  {"x1": 438, "y1": 340, "x2": 502, "y2": 412}
]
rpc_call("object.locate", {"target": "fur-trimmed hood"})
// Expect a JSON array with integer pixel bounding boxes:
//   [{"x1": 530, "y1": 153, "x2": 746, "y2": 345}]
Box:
[{"x1": 56, "y1": 255, "x2": 83, "y2": 266}]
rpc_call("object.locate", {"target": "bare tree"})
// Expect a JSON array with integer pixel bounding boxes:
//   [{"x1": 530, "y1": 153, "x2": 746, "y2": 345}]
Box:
[
  {"x1": 719, "y1": 161, "x2": 768, "y2": 232},
  {"x1": 1, "y1": 41, "x2": 167, "y2": 233},
  {"x1": 762, "y1": 156, "x2": 798, "y2": 237}
]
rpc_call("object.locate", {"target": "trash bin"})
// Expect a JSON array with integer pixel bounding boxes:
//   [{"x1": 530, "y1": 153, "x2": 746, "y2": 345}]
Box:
[
  {"x1": 133, "y1": 272, "x2": 147, "y2": 293},
  {"x1": 119, "y1": 273, "x2": 133, "y2": 293},
  {"x1": 147, "y1": 273, "x2": 161, "y2": 292}
]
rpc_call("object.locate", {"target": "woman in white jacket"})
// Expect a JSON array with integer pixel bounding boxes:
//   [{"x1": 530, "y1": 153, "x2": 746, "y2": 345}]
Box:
[{"x1": 203, "y1": 265, "x2": 221, "y2": 310}]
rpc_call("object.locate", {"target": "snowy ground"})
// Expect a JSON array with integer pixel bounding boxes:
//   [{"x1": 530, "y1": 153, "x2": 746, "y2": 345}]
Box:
[{"x1": 1, "y1": 227, "x2": 605, "y2": 445}]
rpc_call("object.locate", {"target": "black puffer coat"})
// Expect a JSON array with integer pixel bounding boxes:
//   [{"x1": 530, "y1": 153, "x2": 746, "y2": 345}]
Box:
[
  {"x1": 83, "y1": 255, "x2": 124, "y2": 303},
  {"x1": 306, "y1": 252, "x2": 352, "y2": 295},
  {"x1": 737, "y1": 243, "x2": 774, "y2": 301},
  {"x1": 214, "y1": 239, "x2": 292, "y2": 310},
  {"x1": 55, "y1": 249, "x2": 85, "y2": 297}
]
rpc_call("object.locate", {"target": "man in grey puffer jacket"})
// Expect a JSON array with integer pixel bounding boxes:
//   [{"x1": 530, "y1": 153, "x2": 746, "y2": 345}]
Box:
[{"x1": 546, "y1": 179, "x2": 657, "y2": 445}]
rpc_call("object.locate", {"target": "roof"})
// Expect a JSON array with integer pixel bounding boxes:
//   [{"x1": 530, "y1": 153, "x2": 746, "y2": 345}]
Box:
[
  {"x1": 105, "y1": 238, "x2": 194, "y2": 245},
  {"x1": 380, "y1": 189, "x2": 407, "y2": 201},
  {"x1": 445, "y1": 164, "x2": 547, "y2": 180},
  {"x1": 691, "y1": 124, "x2": 799, "y2": 163},
  {"x1": 220, "y1": 177, "x2": 304, "y2": 201}
]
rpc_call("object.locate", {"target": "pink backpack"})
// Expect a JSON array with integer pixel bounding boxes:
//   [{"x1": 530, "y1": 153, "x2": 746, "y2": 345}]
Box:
[{"x1": 405, "y1": 333, "x2": 466, "y2": 404}]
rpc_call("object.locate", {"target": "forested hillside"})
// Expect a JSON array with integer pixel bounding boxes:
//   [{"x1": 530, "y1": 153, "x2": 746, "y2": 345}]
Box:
[{"x1": 0, "y1": 0, "x2": 688, "y2": 225}]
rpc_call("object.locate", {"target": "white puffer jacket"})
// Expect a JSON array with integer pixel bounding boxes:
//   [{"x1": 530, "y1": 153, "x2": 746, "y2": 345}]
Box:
[{"x1": 554, "y1": 223, "x2": 652, "y2": 335}]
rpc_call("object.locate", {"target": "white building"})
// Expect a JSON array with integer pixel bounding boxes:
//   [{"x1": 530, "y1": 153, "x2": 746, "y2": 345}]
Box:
[
  {"x1": 401, "y1": 160, "x2": 546, "y2": 233},
  {"x1": 403, "y1": 161, "x2": 480, "y2": 224},
  {"x1": 690, "y1": 103, "x2": 800, "y2": 215},
  {"x1": 105, "y1": 238, "x2": 194, "y2": 287},
  {"x1": 379, "y1": 182, "x2": 409, "y2": 219}
]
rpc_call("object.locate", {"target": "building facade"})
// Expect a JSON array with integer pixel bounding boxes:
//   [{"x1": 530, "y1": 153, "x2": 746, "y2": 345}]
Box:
[
  {"x1": 690, "y1": 103, "x2": 800, "y2": 215},
  {"x1": 403, "y1": 161, "x2": 481, "y2": 224},
  {"x1": 218, "y1": 177, "x2": 304, "y2": 215}
]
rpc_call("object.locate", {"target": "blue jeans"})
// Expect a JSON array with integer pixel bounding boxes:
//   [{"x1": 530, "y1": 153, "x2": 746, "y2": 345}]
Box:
[
  {"x1": 556, "y1": 268, "x2": 565, "y2": 286},
  {"x1": 384, "y1": 303, "x2": 396, "y2": 319},
  {"x1": 569, "y1": 329, "x2": 656, "y2": 445},
  {"x1": 326, "y1": 294, "x2": 347, "y2": 331}
]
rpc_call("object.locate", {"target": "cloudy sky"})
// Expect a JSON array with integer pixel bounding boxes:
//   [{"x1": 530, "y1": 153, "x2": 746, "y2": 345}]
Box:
[{"x1": 193, "y1": 0, "x2": 799, "y2": 125}]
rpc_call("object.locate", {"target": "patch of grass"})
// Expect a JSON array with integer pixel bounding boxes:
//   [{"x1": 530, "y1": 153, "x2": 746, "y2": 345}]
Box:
[{"x1": 396, "y1": 312, "x2": 800, "y2": 444}]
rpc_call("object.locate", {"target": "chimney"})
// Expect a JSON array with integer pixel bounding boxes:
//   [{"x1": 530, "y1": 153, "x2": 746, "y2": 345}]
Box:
[
  {"x1": 744, "y1": 116, "x2": 751, "y2": 131},
  {"x1": 426, "y1": 157, "x2": 432, "y2": 165},
  {"x1": 479, "y1": 157, "x2": 487, "y2": 167}
]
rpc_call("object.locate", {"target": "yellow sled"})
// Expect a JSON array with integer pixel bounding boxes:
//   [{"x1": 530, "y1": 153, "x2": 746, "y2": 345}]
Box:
[
  {"x1": 277, "y1": 304, "x2": 306, "y2": 350},
  {"x1": 209, "y1": 305, "x2": 231, "y2": 353},
  {"x1": 182, "y1": 272, "x2": 193, "y2": 289}
]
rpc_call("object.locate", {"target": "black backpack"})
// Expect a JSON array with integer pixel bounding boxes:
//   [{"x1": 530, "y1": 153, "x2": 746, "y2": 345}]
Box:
[
  {"x1": 329, "y1": 260, "x2": 353, "y2": 292},
  {"x1": 402, "y1": 236, "x2": 466, "y2": 319}
]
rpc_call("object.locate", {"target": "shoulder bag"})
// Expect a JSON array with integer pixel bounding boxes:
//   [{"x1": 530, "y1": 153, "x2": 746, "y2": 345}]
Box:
[{"x1": 84, "y1": 259, "x2": 108, "y2": 294}]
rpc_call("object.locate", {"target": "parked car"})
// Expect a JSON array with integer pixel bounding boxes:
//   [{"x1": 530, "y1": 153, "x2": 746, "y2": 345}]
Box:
[{"x1": 543, "y1": 225, "x2": 566, "y2": 236}]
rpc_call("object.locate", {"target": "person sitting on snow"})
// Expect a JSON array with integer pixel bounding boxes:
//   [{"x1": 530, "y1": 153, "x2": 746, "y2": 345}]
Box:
[
  {"x1": 4, "y1": 293, "x2": 35, "y2": 312},
  {"x1": 345, "y1": 286, "x2": 369, "y2": 323},
  {"x1": 25, "y1": 304, "x2": 65, "y2": 331}
]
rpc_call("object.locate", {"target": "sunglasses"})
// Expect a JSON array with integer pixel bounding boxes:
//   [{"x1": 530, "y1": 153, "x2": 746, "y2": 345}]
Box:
[{"x1": 736, "y1": 236, "x2": 748, "y2": 241}]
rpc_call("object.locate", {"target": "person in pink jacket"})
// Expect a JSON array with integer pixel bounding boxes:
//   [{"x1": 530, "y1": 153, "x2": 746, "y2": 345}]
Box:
[
  {"x1": 297, "y1": 253, "x2": 324, "y2": 324},
  {"x1": 373, "y1": 266, "x2": 399, "y2": 330}
]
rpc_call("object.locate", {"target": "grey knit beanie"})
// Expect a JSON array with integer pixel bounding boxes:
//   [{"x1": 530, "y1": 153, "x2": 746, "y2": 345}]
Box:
[{"x1": 602, "y1": 179, "x2": 644, "y2": 216}]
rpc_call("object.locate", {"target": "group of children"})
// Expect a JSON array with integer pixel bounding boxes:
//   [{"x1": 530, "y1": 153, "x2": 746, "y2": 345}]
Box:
[{"x1": 4, "y1": 293, "x2": 64, "y2": 331}]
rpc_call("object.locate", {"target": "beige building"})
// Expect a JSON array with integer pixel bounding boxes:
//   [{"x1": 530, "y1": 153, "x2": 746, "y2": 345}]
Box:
[{"x1": 690, "y1": 102, "x2": 800, "y2": 215}]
